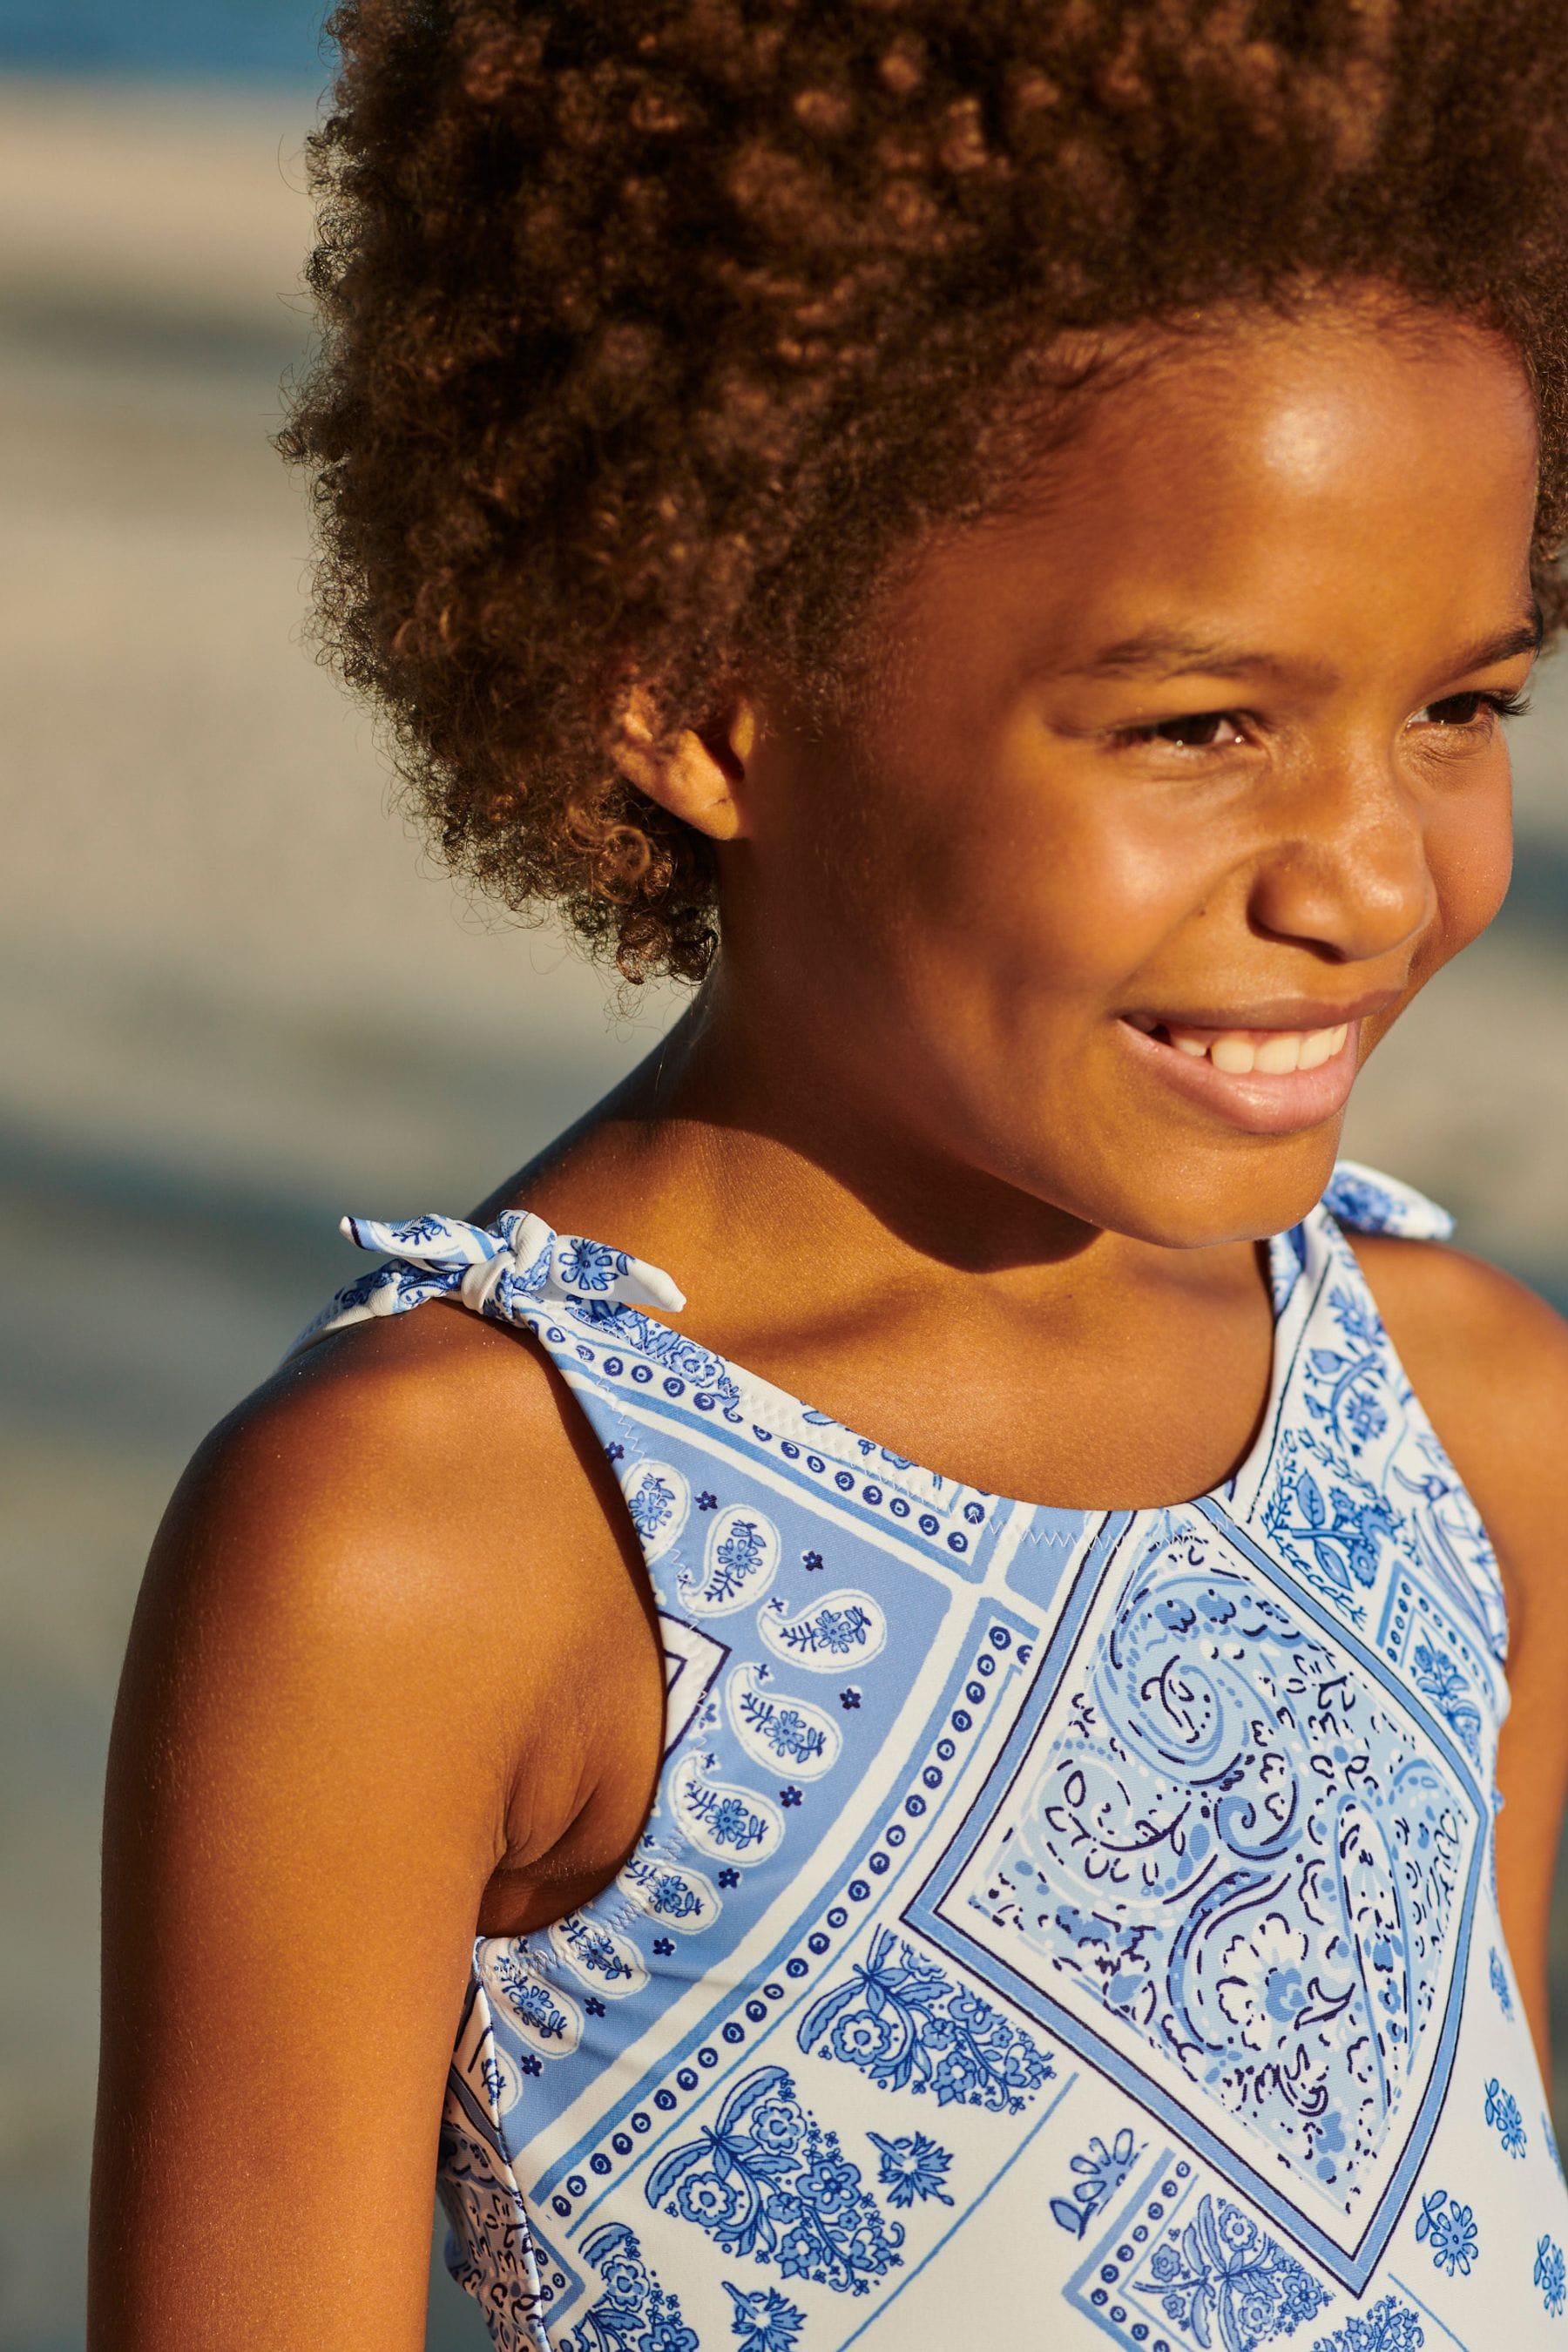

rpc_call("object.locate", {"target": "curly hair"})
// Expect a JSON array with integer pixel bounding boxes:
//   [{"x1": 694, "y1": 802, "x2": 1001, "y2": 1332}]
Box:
[{"x1": 281, "y1": 0, "x2": 1568, "y2": 983}]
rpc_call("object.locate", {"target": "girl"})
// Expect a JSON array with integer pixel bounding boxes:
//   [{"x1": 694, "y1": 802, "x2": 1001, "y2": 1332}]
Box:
[{"x1": 91, "y1": 5, "x2": 1568, "y2": 2349}]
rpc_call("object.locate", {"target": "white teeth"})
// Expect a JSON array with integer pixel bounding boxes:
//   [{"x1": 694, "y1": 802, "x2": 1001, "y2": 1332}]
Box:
[
  {"x1": 1254, "y1": 1031, "x2": 1301, "y2": 1075},
  {"x1": 1157, "y1": 1020, "x2": 1351, "y2": 1074}
]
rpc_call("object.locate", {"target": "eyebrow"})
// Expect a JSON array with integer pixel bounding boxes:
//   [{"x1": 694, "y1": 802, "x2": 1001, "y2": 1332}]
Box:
[{"x1": 1069, "y1": 606, "x2": 1544, "y2": 684}]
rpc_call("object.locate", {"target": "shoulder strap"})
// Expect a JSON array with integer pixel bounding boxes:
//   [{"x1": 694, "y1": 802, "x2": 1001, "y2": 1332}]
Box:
[
  {"x1": 294, "y1": 1163, "x2": 1452, "y2": 1370},
  {"x1": 285, "y1": 1207, "x2": 689, "y2": 1359},
  {"x1": 1320, "y1": 1158, "x2": 1453, "y2": 1242}
]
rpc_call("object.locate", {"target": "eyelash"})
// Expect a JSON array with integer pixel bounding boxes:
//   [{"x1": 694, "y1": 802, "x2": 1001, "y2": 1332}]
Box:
[
  {"x1": 1119, "y1": 686, "x2": 1531, "y2": 752},
  {"x1": 1419, "y1": 687, "x2": 1532, "y2": 727}
]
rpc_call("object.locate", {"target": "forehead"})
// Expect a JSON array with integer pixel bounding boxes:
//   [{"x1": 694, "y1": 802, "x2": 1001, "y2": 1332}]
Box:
[{"x1": 866, "y1": 310, "x2": 1538, "y2": 690}]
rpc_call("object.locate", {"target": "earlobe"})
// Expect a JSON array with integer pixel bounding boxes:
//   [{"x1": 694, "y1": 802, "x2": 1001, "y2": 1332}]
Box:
[{"x1": 615, "y1": 688, "x2": 754, "y2": 843}]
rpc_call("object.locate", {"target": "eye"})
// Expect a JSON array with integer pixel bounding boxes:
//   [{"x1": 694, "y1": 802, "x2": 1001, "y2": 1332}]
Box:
[
  {"x1": 1411, "y1": 687, "x2": 1531, "y2": 729},
  {"x1": 1128, "y1": 710, "x2": 1249, "y2": 750}
]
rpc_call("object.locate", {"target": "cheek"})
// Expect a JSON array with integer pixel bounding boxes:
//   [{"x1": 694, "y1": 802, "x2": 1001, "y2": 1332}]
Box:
[
  {"x1": 1422, "y1": 763, "x2": 1514, "y2": 965},
  {"x1": 882, "y1": 759, "x2": 1206, "y2": 1009}
]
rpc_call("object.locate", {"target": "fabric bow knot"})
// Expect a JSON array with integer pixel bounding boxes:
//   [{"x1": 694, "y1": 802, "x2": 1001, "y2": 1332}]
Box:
[{"x1": 337, "y1": 1207, "x2": 686, "y2": 1319}]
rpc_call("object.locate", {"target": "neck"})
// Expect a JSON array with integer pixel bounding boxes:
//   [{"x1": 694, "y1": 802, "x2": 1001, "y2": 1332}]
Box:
[{"x1": 506, "y1": 966, "x2": 1260, "y2": 1355}]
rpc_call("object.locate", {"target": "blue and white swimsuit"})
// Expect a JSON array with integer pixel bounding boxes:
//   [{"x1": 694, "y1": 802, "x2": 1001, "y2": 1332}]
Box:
[{"x1": 298, "y1": 1160, "x2": 1568, "y2": 2351}]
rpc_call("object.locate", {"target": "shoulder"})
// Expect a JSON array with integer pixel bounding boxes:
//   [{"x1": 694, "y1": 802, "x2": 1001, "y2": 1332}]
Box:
[
  {"x1": 1344, "y1": 1232, "x2": 1568, "y2": 1617},
  {"x1": 1343, "y1": 1231, "x2": 1568, "y2": 1425},
  {"x1": 95, "y1": 1299, "x2": 666, "y2": 2330},
  {"x1": 132, "y1": 1295, "x2": 656, "y2": 1868},
  {"x1": 170, "y1": 1297, "x2": 612, "y2": 1632}
]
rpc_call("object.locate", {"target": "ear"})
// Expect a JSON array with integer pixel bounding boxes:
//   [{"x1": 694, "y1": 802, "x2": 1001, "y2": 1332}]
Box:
[{"x1": 615, "y1": 686, "x2": 757, "y2": 843}]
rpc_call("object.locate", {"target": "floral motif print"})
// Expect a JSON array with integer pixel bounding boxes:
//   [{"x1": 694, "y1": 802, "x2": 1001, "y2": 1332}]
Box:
[
  {"x1": 1308, "y1": 2295, "x2": 1425, "y2": 2350},
  {"x1": 619, "y1": 1459, "x2": 693, "y2": 1562},
  {"x1": 1322, "y1": 1166, "x2": 1433, "y2": 1240},
  {"x1": 1484, "y1": 2078, "x2": 1527, "y2": 2158},
  {"x1": 1215, "y1": 1913, "x2": 1315, "y2": 2051},
  {"x1": 671, "y1": 1755, "x2": 784, "y2": 1867},
  {"x1": 564, "y1": 2221, "x2": 700, "y2": 2352},
  {"x1": 746, "y1": 1700, "x2": 824, "y2": 1765},
  {"x1": 681, "y1": 1508, "x2": 781, "y2": 1616},
  {"x1": 551, "y1": 1916, "x2": 648, "y2": 2000},
  {"x1": 1414, "y1": 2188, "x2": 1478, "y2": 2277},
  {"x1": 797, "y1": 1927, "x2": 1055, "y2": 2113},
  {"x1": 483, "y1": 1950, "x2": 582, "y2": 2059},
  {"x1": 1050, "y1": 2127, "x2": 1140, "y2": 2239},
  {"x1": 1299, "y1": 1283, "x2": 1393, "y2": 1460},
  {"x1": 645, "y1": 2063, "x2": 904, "y2": 2295},
  {"x1": 616, "y1": 1851, "x2": 722, "y2": 1934},
  {"x1": 760, "y1": 1591, "x2": 886, "y2": 1668},
  {"x1": 721, "y1": 2281, "x2": 804, "y2": 2351},
  {"x1": 629, "y1": 1477, "x2": 679, "y2": 1541},
  {"x1": 1537, "y1": 2234, "x2": 1566, "y2": 2317},
  {"x1": 727, "y1": 1666, "x2": 840, "y2": 1779},
  {"x1": 868, "y1": 2129, "x2": 955, "y2": 2207},
  {"x1": 1261, "y1": 1432, "x2": 1401, "y2": 1620},
  {"x1": 715, "y1": 1524, "x2": 766, "y2": 1595},
  {"x1": 1138, "y1": 2193, "x2": 1330, "y2": 2349},
  {"x1": 1490, "y1": 1948, "x2": 1515, "y2": 2019},
  {"x1": 558, "y1": 1238, "x2": 632, "y2": 1294},
  {"x1": 1409, "y1": 1641, "x2": 1483, "y2": 1761}
]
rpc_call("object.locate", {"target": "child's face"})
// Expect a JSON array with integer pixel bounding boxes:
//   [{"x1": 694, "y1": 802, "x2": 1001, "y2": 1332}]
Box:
[{"x1": 729, "y1": 307, "x2": 1539, "y2": 1247}]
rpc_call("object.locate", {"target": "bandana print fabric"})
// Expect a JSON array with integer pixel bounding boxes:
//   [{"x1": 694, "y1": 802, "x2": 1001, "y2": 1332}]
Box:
[{"x1": 294, "y1": 1159, "x2": 1568, "y2": 2349}]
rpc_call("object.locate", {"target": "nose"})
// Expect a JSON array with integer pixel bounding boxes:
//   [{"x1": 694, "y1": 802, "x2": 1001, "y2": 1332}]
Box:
[{"x1": 1245, "y1": 751, "x2": 1437, "y2": 964}]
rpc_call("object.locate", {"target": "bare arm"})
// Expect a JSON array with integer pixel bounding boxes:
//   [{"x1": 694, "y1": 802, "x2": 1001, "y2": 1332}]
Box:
[
  {"x1": 89, "y1": 1306, "x2": 661, "y2": 2350},
  {"x1": 1351, "y1": 1233, "x2": 1568, "y2": 2076}
]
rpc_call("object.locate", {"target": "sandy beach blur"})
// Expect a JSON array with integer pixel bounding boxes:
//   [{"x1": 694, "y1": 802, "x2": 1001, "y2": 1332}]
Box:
[
  {"x1": 2, "y1": 67, "x2": 1567, "y2": 2352},
  {"x1": 0, "y1": 72, "x2": 679, "y2": 2352}
]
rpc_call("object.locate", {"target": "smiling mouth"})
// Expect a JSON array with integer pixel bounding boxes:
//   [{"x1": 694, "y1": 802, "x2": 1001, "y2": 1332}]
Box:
[{"x1": 1124, "y1": 1014, "x2": 1349, "y2": 1075}]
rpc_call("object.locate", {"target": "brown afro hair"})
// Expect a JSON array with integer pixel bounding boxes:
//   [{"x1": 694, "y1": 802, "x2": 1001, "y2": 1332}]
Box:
[{"x1": 280, "y1": 0, "x2": 1568, "y2": 983}]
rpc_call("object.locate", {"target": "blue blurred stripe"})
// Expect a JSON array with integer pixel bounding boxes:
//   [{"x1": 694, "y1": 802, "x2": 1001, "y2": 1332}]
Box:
[{"x1": 0, "y1": 0, "x2": 331, "y2": 82}]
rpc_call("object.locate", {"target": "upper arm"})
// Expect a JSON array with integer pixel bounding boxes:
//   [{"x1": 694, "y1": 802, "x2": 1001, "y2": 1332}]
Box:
[
  {"x1": 1349, "y1": 1233, "x2": 1568, "y2": 2071},
  {"x1": 88, "y1": 1310, "x2": 645, "y2": 2351}
]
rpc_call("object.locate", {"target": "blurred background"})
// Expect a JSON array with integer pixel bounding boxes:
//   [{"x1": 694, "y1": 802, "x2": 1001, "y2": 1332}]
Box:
[{"x1": 1, "y1": 6, "x2": 1565, "y2": 2349}]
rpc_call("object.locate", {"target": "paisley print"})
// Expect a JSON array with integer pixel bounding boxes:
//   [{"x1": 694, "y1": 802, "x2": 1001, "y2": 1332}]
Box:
[
  {"x1": 949, "y1": 1507, "x2": 1482, "y2": 2244},
  {"x1": 615, "y1": 1848, "x2": 726, "y2": 1935},
  {"x1": 621, "y1": 1460, "x2": 692, "y2": 1565},
  {"x1": 725, "y1": 1666, "x2": 841, "y2": 1780},
  {"x1": 669, "y1": 1754, "x2": 786, "y2": 1868},
  {"x1": 550, "y1": 1916, "x2": 649, "y2": 2002},
  {"x1": 758, "y1": 1590, "x2": 887, "y2": 1672},
  {"x1": 480, "y1": 1946, "x2": 585, "y2": 2065},
  {"x1": 291, "y1": 1163, "x2": 1567, "y2": 2346},
  {"x1": 679, "y1": 1506, "x2": 781, "y2": 1617}
]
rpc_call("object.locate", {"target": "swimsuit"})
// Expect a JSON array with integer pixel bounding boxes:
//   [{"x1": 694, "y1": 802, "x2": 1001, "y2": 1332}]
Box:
[{"x1": 296, "y1": 1159, "x2": 1568, "y2": 2350}]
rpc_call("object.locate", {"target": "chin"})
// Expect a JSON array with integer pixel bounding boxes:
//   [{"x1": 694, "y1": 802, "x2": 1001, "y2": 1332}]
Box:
[{"x1": 1056, "y1": 1126, "x2": 1346, "y2": 1251}]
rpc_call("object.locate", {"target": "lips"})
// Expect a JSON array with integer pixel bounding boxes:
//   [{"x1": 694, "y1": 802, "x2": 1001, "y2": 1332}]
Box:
[{"x1": 1118, "y1": 1012, "x2": 1362, "y2": 1135}]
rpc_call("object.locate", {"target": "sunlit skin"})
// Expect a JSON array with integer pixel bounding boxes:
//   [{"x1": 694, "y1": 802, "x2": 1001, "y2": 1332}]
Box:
[{"x1": 91, "y1": 300, "x2": 1568, "y2": 2352}]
